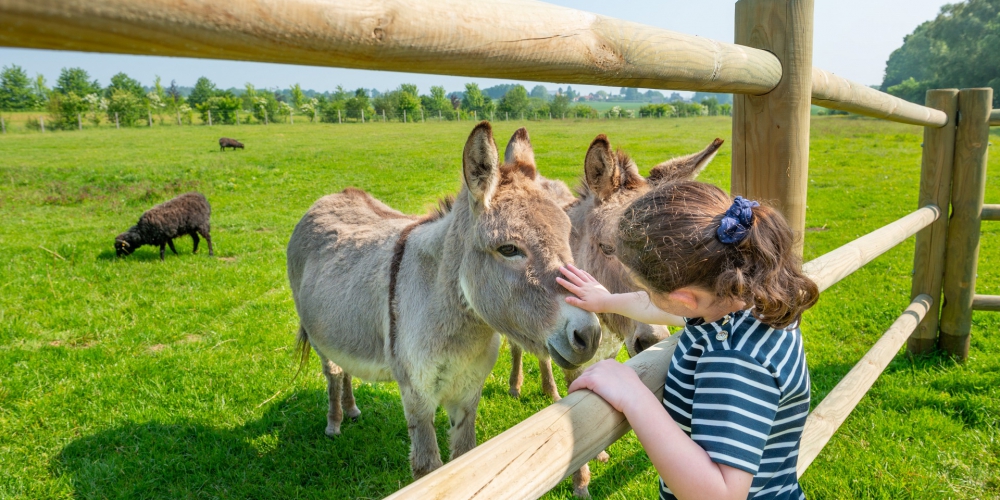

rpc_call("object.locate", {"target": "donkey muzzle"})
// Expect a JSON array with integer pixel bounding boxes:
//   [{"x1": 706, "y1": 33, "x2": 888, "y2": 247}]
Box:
[{"x1": 546, "y1": 301, "x2": 602, "y2": 370}]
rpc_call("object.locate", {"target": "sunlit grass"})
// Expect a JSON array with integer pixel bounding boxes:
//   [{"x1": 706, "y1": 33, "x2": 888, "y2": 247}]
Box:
[{"x1": 0, "y1": 116, "x2": 997, "y2": 499}]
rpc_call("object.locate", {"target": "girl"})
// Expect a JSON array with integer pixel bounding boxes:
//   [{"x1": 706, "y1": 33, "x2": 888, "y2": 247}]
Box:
[{"x1": 557, "y1": 180, "x2": 818, "y2": 500}]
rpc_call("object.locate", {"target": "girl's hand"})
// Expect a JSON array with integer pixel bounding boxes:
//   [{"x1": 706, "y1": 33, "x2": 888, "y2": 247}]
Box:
[
  {"x1": 568, "y1": 359, "x2": 647, "y2": 414},
  {"x1": 557, "y1": 264, "x2": 612, "y2": 314}
]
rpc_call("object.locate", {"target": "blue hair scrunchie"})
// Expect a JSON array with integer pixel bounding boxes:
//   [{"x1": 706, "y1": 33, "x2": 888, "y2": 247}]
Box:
[{"x1": 716, "y1": 196, "x2": 759, "y2": 245}]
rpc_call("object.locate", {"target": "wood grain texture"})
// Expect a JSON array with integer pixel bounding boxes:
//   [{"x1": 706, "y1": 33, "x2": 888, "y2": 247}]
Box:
[
  {"x1": 732, "y1": 0, "x2": 814, "y2": 257},
  {"x1": 971, "y1": 294, "x2": 1000, "y2": 311},
  {"x1": 982, "y1": 204, "x2": 1000, "y2": 221},
  {"x1": 940, "y1": 88, "x2": 992, "y2": 361},
  {"x1": 908, "y1": 90, "x2": 958, "y2": 355},
  {"x1": 811, "y1": 69, "x2": 948, "y2": 127},
  {"x1": 384, "y1": 334, "x2": 680, "y2": 500},
  {"x1": 797, "y1": 295, "x2": 932, "y2": 477},
  {"x1": 0, "y1": 0, "x2": 782, "y2": 94},
  {"x1": 803, "y1": 206, "x2": 940, "y2": 293}
]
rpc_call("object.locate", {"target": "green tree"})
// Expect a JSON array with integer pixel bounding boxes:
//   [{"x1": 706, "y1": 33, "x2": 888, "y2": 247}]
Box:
[
  {"x1": 461, "y1": 83, "x2": 493, "y2": 117},
  {"x1": 0, "y1": 65, "x2": 35, "y2": 110},
  {"x1": 54, "y1": 67, "x2": 101, "y2": 97},
  {"x1": 882, "y1": 0, "x2": 1000, "y2": 106},
  {"x1": 421, "y1": 86, "x2": 453, "y2": 118},
  {"x1": 105, "y1": 72, "x2": 144, "y2": 99},
  {"x1": 549, "y1": 92, "x2": 571, "y2": 117},
  {"x1": 188, "y1": 77, "x2": 218, "y2": 108},
  {"x1": 106, "y1": 89, "x2": 143, "y2": 126},
  {"x1": 700, "y1": 97, "x2": 720, "y2": 116},
  {"x1": 345, "y1": 88, "x2": 373, "y2": 121},
  {"x1": 530, "y1": 85, "x2": 549, "y2": 100},
  {"x1": 290, "y1": 83, "x2": 306, "y2": 109},
  {"x1": 47, "y1": 92, "x2": 89, "y2": 130},
  {"x1": 198, "y1": 92, "x2": 242, "y2": 124},
  {"x1": 397, "y1": 84, "x2": 422, "y2": 121},
  {"x1": 498, "y1": 85, "x2": 529, "y2": 118}
]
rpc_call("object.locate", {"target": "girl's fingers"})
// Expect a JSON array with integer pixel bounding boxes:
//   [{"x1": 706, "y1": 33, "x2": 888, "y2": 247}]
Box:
[
  {"x1": 559, "y1": 266, "x2": 586, "y2": 286},
  {"x1": 555, "y1": 276, "x2": 581, "y2": 294}
]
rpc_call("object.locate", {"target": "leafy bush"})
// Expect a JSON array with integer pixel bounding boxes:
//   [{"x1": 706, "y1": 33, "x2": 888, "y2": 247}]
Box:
[
  {"x1": 47, "y1": 92, "x2": 89, "y2": 130},
  {"x1": 106, "y1": 89, "x2": 143, "y2": 127}
]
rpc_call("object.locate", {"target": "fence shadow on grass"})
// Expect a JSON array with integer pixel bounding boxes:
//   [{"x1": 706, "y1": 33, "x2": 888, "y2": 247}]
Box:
[{"x1": 54, "y1": 385, "x2": 437, "y2": 499}]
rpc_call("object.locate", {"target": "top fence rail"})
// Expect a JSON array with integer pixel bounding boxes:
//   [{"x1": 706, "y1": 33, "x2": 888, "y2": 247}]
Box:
[
  {"x1": 0, "y1": 0, "x2": 947, "y2": 127},
  {"x1": 991, "y1": 109, "x2": 999, "y2": 126}
]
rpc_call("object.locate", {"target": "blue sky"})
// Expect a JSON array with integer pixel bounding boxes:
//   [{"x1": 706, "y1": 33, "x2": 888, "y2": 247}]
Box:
[{"x1": 0, "y1": 0, "x2": 950, "y2": 96}]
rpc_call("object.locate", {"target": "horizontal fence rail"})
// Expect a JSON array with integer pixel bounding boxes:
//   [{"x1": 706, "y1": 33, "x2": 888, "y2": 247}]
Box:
[
  {"x1": 991, "y1": 109, "x2": 999, "y2": 126},
  {"x1": 385, "y1": 205, "x2": 940, "y2": 499},
  {"x1": 972, "y1": 295, "x2": 1000, "y2": 312},
  {"x1": 803, "y1": 205, "x2": 941, "y2": 292},
  {"x1": 0, "y1": 0, "x2": 949, "y2": 127},
  {"x1": 796, "y1": 294, "x2": 933, "y2": 476},
  {"x1": 983, "y1": 204, "x2": 1000, "y2": 221},
  {"x1": 0, "y1": 0, "x2": 783, "y2": 94},
  {"x1": 811, "y1": 69, "x2": 948, "y2": 127},
  {"x1": 384, "y1": 335, "x2": 681, "y2": 500}
]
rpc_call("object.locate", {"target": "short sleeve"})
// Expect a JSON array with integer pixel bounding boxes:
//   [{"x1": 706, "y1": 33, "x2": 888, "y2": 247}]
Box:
[{"x1": 690, "y1": 349, "x2": 780, "y2": 475}]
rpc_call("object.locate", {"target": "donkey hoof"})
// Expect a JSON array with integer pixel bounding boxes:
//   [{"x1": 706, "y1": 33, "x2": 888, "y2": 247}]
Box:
[
  {"x1": 325, "y1": 424, "x2": 341, "y2": 437},
  {"x1": 509, "y1": 387, "x2": 521, "y2": 399},
  {"x1": 595, "y1": 450, "x2": 610, "y2": 463},
  {"x1": 346, "y1": 407, "x2": 362, "y2": 421},
  {"x1": 572, "y1": 486, "x2": 591, "y2": 499}
]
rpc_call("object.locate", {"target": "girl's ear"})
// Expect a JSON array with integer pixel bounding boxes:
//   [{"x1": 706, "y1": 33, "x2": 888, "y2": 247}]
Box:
[{"x1": 667, "y1": 289, "x2": 700, "y2": 312}]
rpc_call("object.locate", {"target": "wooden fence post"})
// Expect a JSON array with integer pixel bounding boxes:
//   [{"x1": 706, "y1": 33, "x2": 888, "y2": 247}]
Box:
[
  {"x1": 78, "y1": 113, "x2": 82, "y2": 130},
  {"x1": 208, "y1": 109, "x2": 212, "y2": 126},
  {"x1": 115, "y1": 112, "x2": 119, "y2": 129},
  {"x1": 1, "y1": 115, "x2": 5, "y2": 134},
  {"x1": 40, "y1": 116, "x2": 45, "y2": 132},
  {"x1": 732, "y1": 0, "x2": 815, "y2": 257},
  {"x1": 338, "y1": 109, "x2": 342, "y2": 123},
  {"x1": 404, "y1": 109, "x2": 407, "y2": 123},
  {"x1": 236, "y1": 109, "x2": 240, "y2": 125},
  {"x1": 939, "y1": 88, "x2": 993, "y2": 360},
  {"x1": 148, "y1": 109, "x2": 152, "y2": 126},
  {"x1": 290, "y1": 110, "x2": 294, "y2": 124},
  {"x1": 361, "y1": 109, "x2": 364, "y2": 123},
  {"x1": 421, "y1": 109, "x2": 424, "y2": 122},
  {"x1": 176, "y1": 109, "x2": 181, "y2": 125},
  {"x1": 908, "y1": 89, "x2": 959, "y2": 354}
]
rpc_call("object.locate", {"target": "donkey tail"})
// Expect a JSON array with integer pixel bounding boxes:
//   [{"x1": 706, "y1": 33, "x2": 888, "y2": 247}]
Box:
[
  {"x1": 648, "y1": 137, "x2": 724, "y2": 184},
  {"x1": 292, "y1": 324, "x2": 312, "y2": 383}
]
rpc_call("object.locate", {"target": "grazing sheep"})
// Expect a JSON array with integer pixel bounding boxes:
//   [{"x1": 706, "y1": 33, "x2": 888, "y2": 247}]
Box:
[
  {"x1": 219, "y1": 137, "x2": 244, "y2": 151},
  {"x1": 115, "y1": 192, "x2": 214, "y2": 261}
]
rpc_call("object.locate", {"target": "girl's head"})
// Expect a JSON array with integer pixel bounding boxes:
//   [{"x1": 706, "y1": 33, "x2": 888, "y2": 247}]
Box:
[{"x1": 615, "y1": 181, "x2": 818, "y2": 329}]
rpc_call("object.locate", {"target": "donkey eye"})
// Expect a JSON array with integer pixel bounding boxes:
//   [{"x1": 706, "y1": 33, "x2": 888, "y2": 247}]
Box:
[
  {"x1": 497, "y1": 244, "x2": 523, "y2": 258},
  {"x1": 598, "y1": 243, "x2": 615, "y2": 256}
]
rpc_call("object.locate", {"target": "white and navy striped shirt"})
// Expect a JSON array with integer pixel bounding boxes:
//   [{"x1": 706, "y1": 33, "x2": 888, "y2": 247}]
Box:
[{"x1": 660, "y1": 309, "x2": 809, "y2": 500}]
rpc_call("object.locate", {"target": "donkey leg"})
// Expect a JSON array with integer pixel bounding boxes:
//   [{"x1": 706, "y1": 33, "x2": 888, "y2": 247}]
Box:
[
  {"x1": 399, "y1": 384, "x2": 443, "y2": 478},
  {"x1": 191, "y1": 232, "x2": 200, "y2": 254},
  {"x1": 538, "y1": 355, "x2": 561, "y2": 402},
  {"x1": 444, "y1": 391, "x2": 482, "y2": 461},
  {"x1": 167, "y1": 239, "x2": 178, "y2": 255},
  {"x1": 341, "y1": 372, "x2": 361, "y2": 421},
  {"x1": 508, "y1": 343, "x2": 524, "y2": 398},
  {"x1": 320, "y1": 356, "x2": 345, "y2": 437}
]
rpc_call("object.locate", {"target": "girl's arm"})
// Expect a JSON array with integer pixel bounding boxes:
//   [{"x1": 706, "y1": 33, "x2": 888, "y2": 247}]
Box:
[
  {"x1": 557, "y1": 264, "x2": 685, "y2": 326},
  {"x1": 569, "y1": 360, "x2": 753, "y2": 500}
]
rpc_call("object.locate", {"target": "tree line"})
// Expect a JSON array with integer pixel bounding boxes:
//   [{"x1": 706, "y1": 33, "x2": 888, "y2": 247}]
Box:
[
  {"x1": 882, "y1": 0, "x2": 1000, "y2": 106},
  {"x1": 0, "y1": 66, "x2": 733, "y2": 130}
]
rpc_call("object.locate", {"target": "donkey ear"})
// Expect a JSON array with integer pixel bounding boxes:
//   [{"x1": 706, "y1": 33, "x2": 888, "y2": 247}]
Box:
[
  {"x1": 463, "y1": 121, "x2": 500, "y2": 209},
  {"x1": 504, "y1": 127, "x2": 536, "y2": 166},
  {"x1": 584, "y1": 134, "x2": 621, "y2": 201},
  {"x1": 648, "y1": 138, "x2": 724, "y2": 184}
]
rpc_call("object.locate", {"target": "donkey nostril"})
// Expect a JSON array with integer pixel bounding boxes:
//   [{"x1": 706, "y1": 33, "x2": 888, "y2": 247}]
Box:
[{"x1": 572, "y1": 330, "x2": 588, "y2": 351}]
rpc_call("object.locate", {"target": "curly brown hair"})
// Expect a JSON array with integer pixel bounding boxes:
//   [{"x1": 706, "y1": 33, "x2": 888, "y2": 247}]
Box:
[{"x1": 615, "y1": 181, "x2": 818, "y2": 329}]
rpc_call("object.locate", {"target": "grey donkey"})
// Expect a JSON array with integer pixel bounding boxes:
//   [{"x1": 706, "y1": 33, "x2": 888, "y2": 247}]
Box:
[
  {"x1": 508, "y1": 134, "x2": 724, "y2": 497},
  {"x1": 287, "y1": 122, "x2": 603, "y2": 480}
]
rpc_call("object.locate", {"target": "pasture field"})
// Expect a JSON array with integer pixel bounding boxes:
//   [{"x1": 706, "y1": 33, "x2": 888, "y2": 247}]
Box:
[{"x1": 1, "y1": 116, "x2": 998, "y2": 499}]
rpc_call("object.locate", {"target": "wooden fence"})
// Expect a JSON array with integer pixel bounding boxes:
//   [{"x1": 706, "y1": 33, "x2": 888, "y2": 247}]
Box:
[{"x1": 1, "y1": 0, "x2": 994, "y2": 497}]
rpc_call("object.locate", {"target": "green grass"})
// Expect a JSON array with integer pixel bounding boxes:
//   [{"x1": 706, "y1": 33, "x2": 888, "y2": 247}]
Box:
[{"x1": 0, "y1": 116, "x2": 997, "y2": 499}]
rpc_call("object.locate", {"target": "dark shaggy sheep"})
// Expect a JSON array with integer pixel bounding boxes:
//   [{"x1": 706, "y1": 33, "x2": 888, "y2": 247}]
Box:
[
  {"x1": 115, "y1": 192, "x2": 214, "y2": 261},
  {"x1": 219, "y1": 137, "x2": 244, "y2": 151}
]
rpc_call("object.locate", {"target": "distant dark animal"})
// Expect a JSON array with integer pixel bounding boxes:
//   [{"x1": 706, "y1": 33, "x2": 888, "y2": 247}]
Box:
[
  {"x1": 219, "y1": 137, "x2": 244, "y2": 151},
  {"x1": 115, "y1": 192, "x2": 214, "y2": 261}
]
